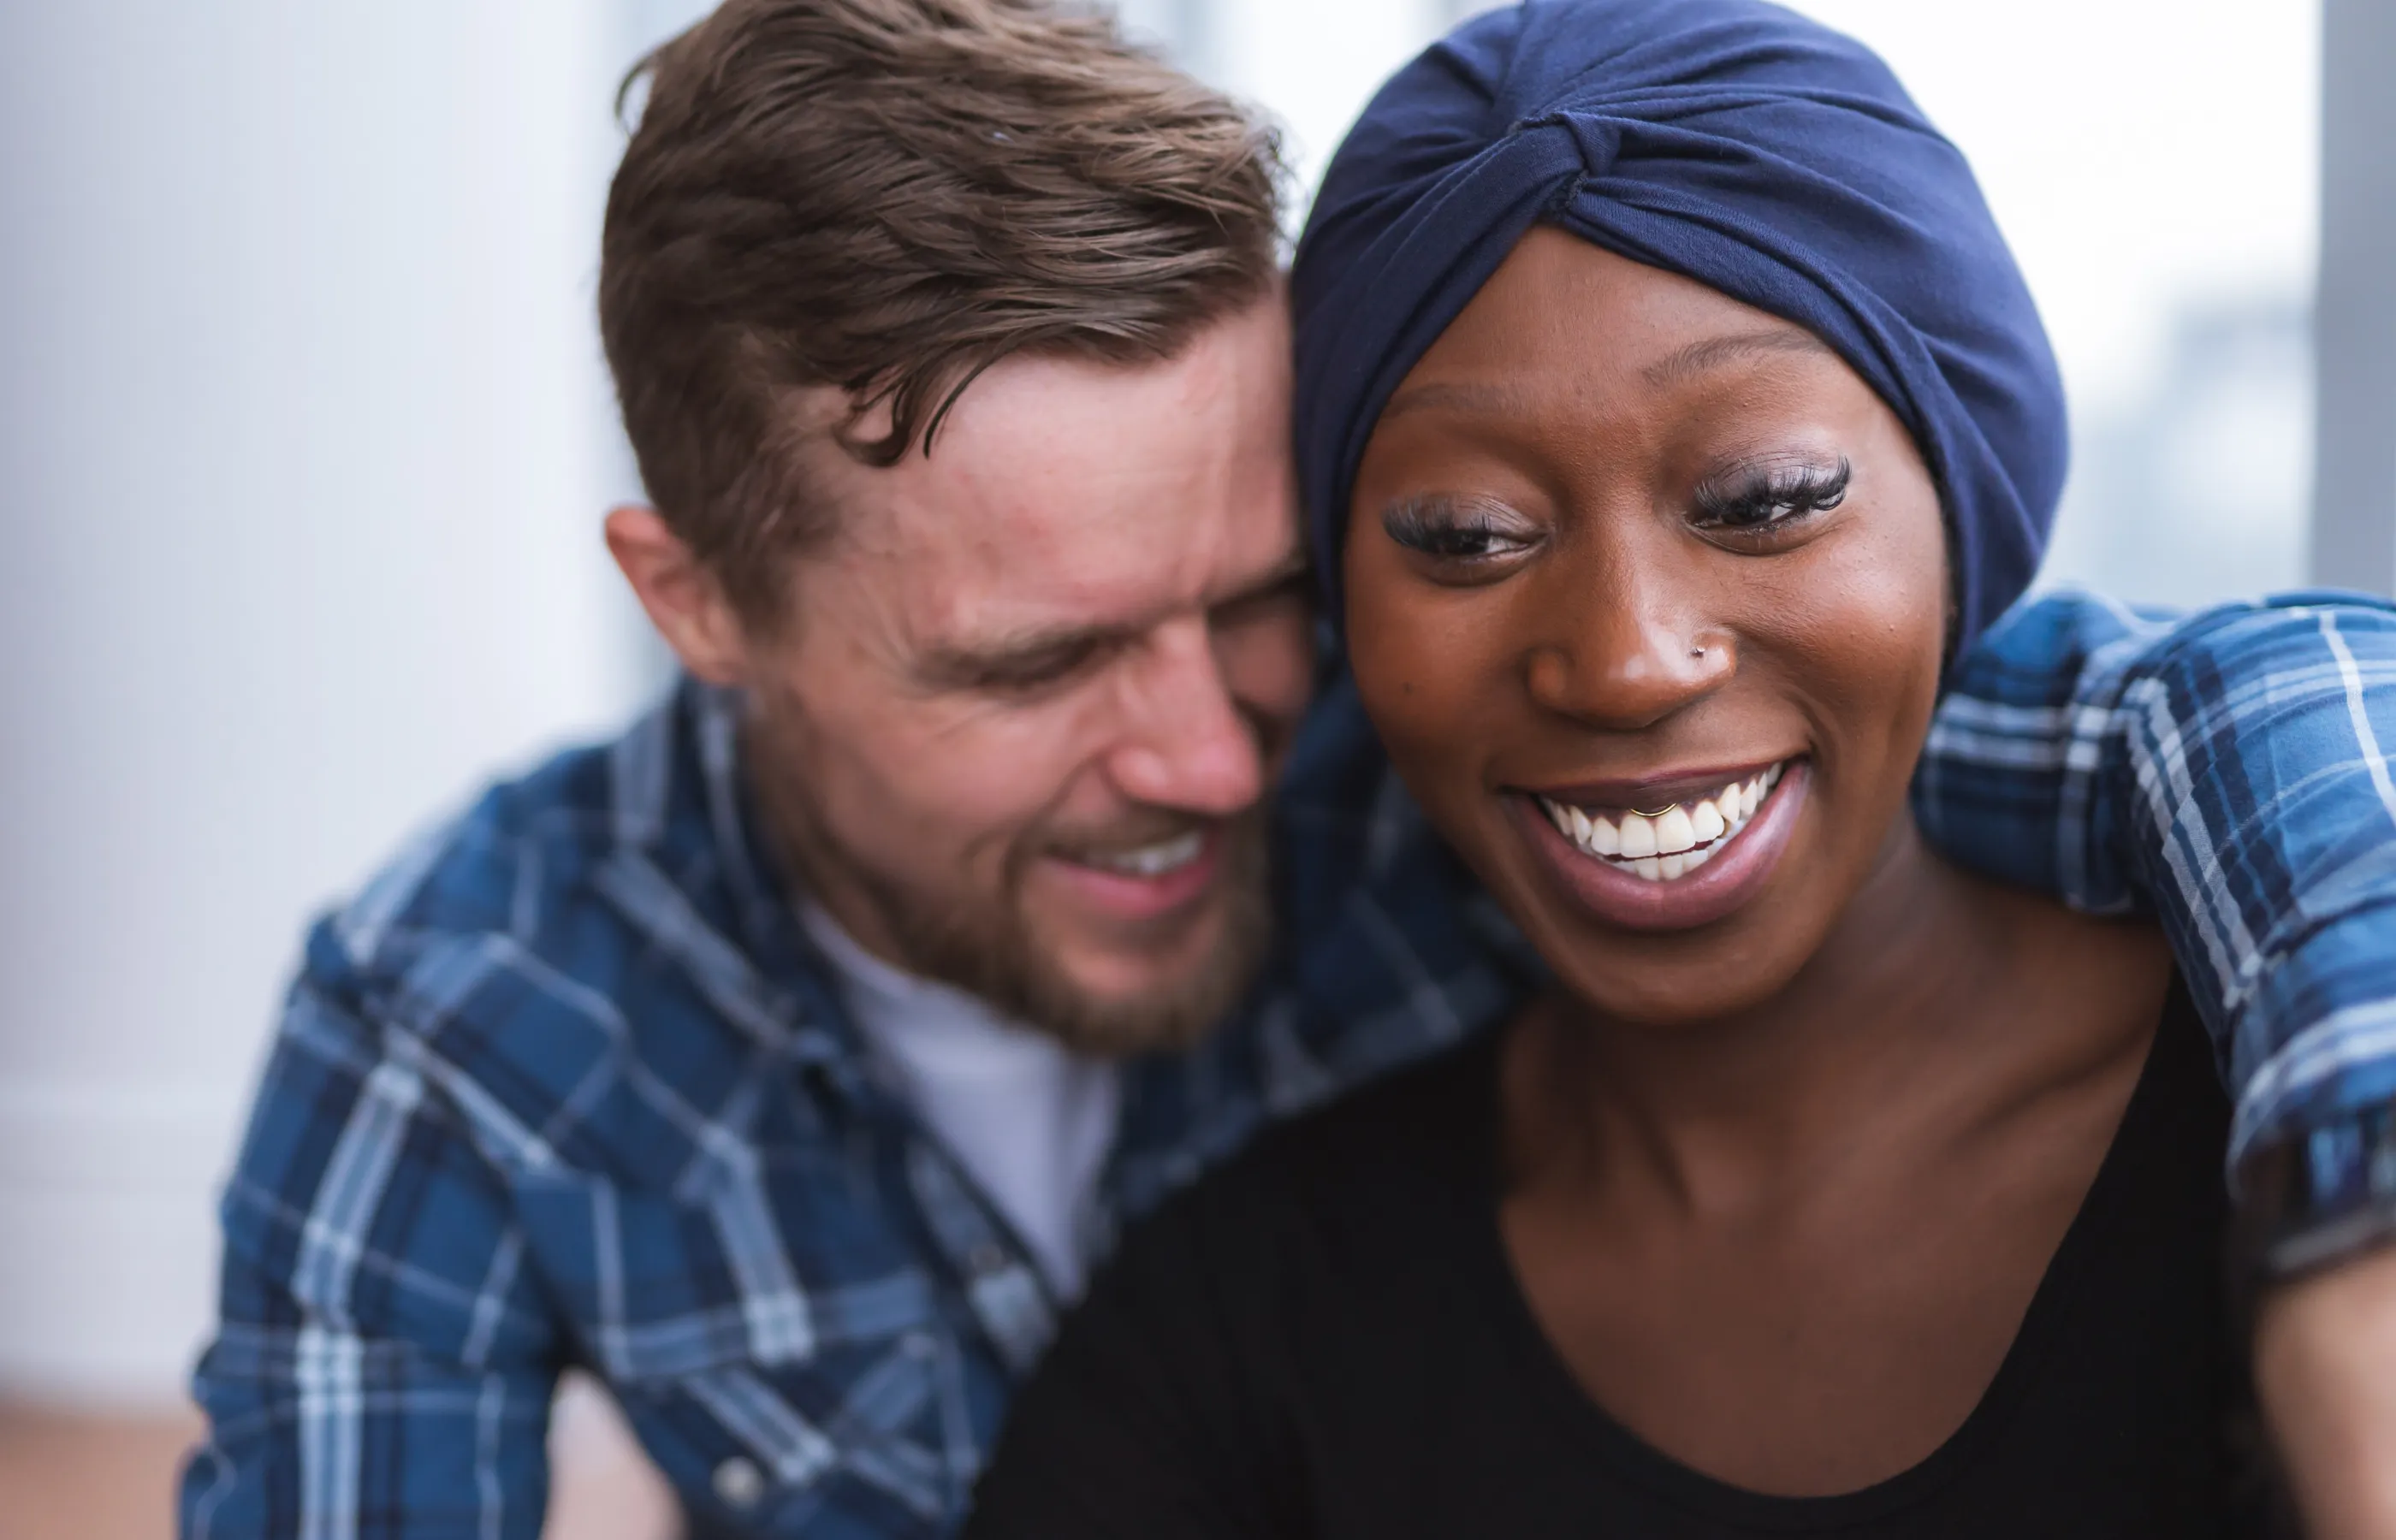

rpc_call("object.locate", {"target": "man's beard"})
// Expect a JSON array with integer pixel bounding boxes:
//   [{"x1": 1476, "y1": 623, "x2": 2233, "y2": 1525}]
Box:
[
  {"x1": 846, "y1": 812, "x2": 1272, "y2": 1057},
  {"x1": 755, "y1": 747, "x2": 1275, "y2": 1057}
]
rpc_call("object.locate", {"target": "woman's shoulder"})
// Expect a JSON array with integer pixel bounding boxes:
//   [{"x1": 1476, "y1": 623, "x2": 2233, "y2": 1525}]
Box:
[
  {"x1": 2004, "y1": 893, "x2": 2174, "y2": 1033},
  {"x1": 1944, "y1": 867, "x2": 2176, "y2": 1070}
]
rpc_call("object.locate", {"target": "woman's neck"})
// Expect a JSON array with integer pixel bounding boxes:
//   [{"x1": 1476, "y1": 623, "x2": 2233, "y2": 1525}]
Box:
[{"x1": 1517, "y1": 814, "x2": 2037, "y2": 1212}]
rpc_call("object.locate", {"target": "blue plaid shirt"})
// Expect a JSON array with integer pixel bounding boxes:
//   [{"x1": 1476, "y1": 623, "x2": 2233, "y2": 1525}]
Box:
[{"x1": 182, "y1": 589, "x2": 2396, "y2": 1539}]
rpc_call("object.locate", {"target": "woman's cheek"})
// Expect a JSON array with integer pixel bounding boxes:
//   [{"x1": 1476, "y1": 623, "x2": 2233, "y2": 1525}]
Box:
[
  {"x1": 1348, "y1": 583, "x2": 1505, "y2": 793},
  {"x1": 1764, "y1": 499, "x2": 1949, "y2": 777},
  {"x1": 1349, "y1": 598, "x2": 1455, "y2": 757}
]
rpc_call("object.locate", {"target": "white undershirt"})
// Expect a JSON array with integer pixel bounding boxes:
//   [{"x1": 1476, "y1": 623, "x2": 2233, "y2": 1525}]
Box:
[{"x1": 799, "y1": 903, "x2": 1121, "y2": 1299}]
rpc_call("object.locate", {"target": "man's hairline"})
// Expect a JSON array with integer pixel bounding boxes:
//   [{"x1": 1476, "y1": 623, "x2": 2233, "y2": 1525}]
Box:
[
  {"x1": 834, "y1": 274, "x2": 1294, "y2": 467},
  {"x1": 732, "y1": 279, "x2": 1299, "y2": 632}
]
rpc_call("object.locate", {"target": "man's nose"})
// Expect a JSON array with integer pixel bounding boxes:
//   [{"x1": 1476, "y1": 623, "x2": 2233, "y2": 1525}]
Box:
[
  {"x1": 1103, "y1": 616, "x2": 1267, "y2": 816},
  {"x1": 1521, "y1": 563, "x2": 1733, "y2": 731}
]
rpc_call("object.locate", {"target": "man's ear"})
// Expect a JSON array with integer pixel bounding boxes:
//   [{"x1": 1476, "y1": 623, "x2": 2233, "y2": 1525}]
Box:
[{"x1": 605, "y1": 506, "x2": 751, "y2": 686}]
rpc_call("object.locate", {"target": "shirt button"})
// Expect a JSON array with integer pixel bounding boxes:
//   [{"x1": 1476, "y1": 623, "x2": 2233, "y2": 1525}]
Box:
[{"x1": 714, "y1": 1456, "x2": 767, "y2": 1510}]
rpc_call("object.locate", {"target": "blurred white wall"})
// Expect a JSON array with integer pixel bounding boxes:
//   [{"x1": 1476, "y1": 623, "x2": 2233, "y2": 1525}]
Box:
[
  {"x1": 1173, "y1": 0, "x2": 1458, "y2": 192},
  {"x1": 2313, "y1": 0, "x2": 2396, "y2": 593},
  {"x1": 1788, "y1": 0, "x2": 2322, "y2": 607},
  {"x1": 0, "y1": 3, "x2": 656, "y2": 1406}
]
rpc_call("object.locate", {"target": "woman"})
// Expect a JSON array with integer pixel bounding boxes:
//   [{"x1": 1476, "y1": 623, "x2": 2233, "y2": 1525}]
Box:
[{"x1": 963, "y1": 1, "x2": 2268, "y2": 1534}]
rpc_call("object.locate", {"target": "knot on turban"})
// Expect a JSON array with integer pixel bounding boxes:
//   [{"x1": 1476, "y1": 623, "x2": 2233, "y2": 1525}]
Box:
[{"x1": 1292, "y1": 0, "x2": 2066, "y2": 654}]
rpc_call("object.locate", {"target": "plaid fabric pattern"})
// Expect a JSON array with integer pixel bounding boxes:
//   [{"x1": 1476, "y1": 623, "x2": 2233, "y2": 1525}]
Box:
[
  {"x1": 1919, "y1": 590, "x2": 2396, "y2": 1161},
  {"x1": 182, "y1": 589, "x2": 2396, "y2": 1539}
]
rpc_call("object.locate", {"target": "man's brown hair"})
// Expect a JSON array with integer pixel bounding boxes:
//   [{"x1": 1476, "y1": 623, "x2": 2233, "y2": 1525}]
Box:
[{"x1": 601, "y1": 0, "x2": 1287, "y2": 619}]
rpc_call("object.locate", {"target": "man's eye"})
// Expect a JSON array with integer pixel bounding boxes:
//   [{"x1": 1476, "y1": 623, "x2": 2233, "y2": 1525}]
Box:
[
  {"x1": 1211, "y1": 572, "x2": 1313, "y2": 633},
  {"x1": 1380, "y1": 500, "x2": 1539, "y2": 563},
  {"x1": 983, "y1": 640, "x2": 1105, "y2": 691}
]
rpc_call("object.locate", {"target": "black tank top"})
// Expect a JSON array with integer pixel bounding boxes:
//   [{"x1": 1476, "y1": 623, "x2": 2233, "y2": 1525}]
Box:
[{"x1": 965, "y1": 985, "x2": 2276, "y2": 1538}]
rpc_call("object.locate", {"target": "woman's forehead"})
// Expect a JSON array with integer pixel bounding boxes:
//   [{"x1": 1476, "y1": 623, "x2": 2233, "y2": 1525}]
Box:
[
  {"x1": 1440, "y1": 232, "x2": 1813, "y2": 358},
  {"x1": 1380, "y1": 230, "x2": 1846, "y2": 419}
]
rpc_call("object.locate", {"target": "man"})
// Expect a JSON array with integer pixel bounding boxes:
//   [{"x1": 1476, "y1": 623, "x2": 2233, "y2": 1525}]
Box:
[{"x1": 181, "y1": 1, "x2": 2396, "y2": 1535}]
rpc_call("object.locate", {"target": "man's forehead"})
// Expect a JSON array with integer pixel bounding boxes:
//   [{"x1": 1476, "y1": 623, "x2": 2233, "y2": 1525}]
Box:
[
  {"x1": 815, "y1": 315, "x2": 1301, "y2": 644},
  {"x1": 916, "y1": 482, "x2": 1303, "y2": 649}
]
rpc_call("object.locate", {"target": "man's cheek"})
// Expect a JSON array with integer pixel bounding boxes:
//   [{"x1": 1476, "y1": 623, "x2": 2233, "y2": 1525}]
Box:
[{"x1": 1216, "y1": 606, "x2": 1316, "y2": 714}]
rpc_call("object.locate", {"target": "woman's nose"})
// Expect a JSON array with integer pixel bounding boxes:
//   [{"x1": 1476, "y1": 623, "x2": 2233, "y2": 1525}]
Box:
[{"x1": 1521, "y1": 572, "x2": 1734, "y2": 731}]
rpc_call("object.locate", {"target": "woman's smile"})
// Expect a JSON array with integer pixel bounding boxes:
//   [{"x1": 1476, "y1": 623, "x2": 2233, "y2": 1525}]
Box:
[
  {"x1": 1513, "y1": 759, "x2": 1810, "y2": 933},
  {"x1": 1532, "y1": 759, "x2": 1788, "y2": 880}
]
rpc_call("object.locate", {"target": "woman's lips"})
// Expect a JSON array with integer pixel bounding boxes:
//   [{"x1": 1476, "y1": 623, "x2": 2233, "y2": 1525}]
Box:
[
  {"x1": 1534, "y1": 763, "x2": 1784, "y2": 882},
  {"x1": 1510, "y1": 759, "x2": 1811, "y2": 933}
]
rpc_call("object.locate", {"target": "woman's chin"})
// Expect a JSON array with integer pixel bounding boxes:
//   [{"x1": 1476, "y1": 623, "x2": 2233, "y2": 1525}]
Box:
[{"x1": 1539, "y1": 951, "x2": 1812, "y2": 1033}]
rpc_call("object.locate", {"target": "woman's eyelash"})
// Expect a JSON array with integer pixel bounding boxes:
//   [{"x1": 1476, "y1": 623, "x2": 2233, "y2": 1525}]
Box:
[
  {"x1": 1382, "y1": 500, "x2": 1531, "y2": 560},
  {"x1": 1381, "y1": 462, "x2": 1844, "y2": 559},
  {"x1": 1692, "y1": 456, "x2": 1852, "y2": 530}
]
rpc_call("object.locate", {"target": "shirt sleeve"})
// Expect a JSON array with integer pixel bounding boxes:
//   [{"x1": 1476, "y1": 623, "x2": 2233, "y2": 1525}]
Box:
[
  {"x1": 1915, "y1": 589, "x2": 2396, "y2": 1169},
  {"x1": 961, "y1": 1172, "x2": 1297, "y2": 1540},
  {"x1": 180, "y1": 924, "x2": 561, "y2": 1539}
]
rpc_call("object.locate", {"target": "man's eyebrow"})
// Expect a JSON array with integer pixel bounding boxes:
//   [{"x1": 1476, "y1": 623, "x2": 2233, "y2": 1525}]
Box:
[
  {"x1": 1641, "y1": 328, "x2": 1835, "y2": 388},
  {"x1": 917, "y1": 551, "x2": 1311, "y2": 690},
  {"x1": 918, "y1": 619, "x2": 1136, "y2": 689},
  {"x1": 1219, "y1": 548, "x2": 1313, "y2": 606}
]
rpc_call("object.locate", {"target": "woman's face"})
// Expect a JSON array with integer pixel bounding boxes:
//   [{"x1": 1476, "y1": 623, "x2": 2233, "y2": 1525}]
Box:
[{"x1": 1344, "y1": 228, "x2": 1948, "y2": 1026}]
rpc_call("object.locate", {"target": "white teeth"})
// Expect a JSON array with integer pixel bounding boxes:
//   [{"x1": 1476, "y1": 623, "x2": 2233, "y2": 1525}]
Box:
[
  {"x1": 1090, "y1": 831, "x2": 1204, "y2": 877},
  {"x1": 1536, "y1": 760, "x2": 1788, "y2": 885}
]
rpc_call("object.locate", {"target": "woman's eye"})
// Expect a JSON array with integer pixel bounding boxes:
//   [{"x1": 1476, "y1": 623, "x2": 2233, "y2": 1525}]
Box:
[
  {"x1": 1691, "y1": 455, "x2": 1852, "y2": 535},
  {"x1": 1380, "y1": 500, "x2": 1539, "y2": 564}
]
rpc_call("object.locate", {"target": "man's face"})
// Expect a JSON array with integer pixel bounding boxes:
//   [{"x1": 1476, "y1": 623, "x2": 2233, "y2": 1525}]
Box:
[{"x1": 712, "y1": 298, "x2": 1314, "y2": 1054}]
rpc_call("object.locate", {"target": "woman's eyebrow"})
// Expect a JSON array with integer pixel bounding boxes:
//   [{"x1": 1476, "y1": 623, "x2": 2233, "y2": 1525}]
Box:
[
  {"x1": 1377, "y1": 379, "x2": 1529, "y2": 426},
  {"x1": 1642, "y1": 328, "x2": 1834, "y2": 388}
]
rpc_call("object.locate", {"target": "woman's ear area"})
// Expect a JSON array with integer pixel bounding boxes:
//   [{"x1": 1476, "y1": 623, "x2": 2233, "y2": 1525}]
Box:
[{"x1": 604, "y1": 504, "x2": 755, "y2": 687}]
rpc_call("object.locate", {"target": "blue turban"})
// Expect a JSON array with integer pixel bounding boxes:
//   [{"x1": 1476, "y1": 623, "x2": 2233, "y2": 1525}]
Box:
[{"x1": 1292, "y1": 0, "x2": 2066, "y2": 654}]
